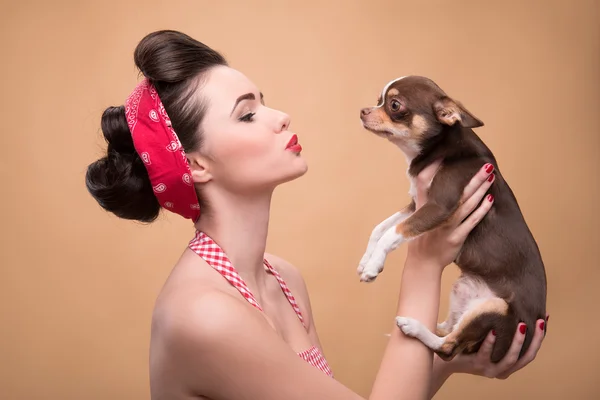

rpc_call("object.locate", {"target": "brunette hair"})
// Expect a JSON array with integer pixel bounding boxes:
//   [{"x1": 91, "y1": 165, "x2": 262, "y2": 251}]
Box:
[{"x1": 85, "y1": 30, "x2": 227, "y2": 222}]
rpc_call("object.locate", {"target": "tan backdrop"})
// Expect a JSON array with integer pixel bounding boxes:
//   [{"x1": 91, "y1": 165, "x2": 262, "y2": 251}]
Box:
[{"x1": 2, "y1": 0, "x2": 599, "y2": 399}]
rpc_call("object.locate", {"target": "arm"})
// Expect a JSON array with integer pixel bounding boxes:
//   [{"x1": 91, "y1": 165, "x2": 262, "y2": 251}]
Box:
[
  {"x1": 166, "y1": 163, "x2": 502, "y2": 400},
  {"x1": 173, "y1": 261, "x2": 451, "y2": 400},
  {"x1": 371, "y1": 161, "x2": 497, "y2": 399},
  {"x1": 371, "y1": 258, "x2": 444, "y2": 400},
  {"x1": 171, "y1": 291, "x2": 363, "y2": 400},
  {"x1": 267, "y1": 252, "x2": 445, "y2": 399},
  {"x1": 169, "y1": 277, "x2": 445, "y2": 400}
]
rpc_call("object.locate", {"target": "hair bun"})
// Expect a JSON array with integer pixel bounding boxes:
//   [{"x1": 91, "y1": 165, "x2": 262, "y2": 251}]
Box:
[
  {"x1": 85, "y1": 105, "x2": 160, "y2": 222},
  {"x1": 134, "y1": 30, "x2": 225, "y2": 83}
]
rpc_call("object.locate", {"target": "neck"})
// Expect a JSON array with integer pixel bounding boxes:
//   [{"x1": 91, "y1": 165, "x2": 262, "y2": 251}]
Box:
[
  {"x1": 194, "y1": 187, "x2": 273, "y2": 291},
  {"x1": 389, "y1": 137, "x2": 421, "y2": 165},
  {"x1": 407, "y1": 125, "x2": 466, "y2": 176}
]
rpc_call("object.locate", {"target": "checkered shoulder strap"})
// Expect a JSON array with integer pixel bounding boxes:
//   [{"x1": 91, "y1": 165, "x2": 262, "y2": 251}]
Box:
[
  {"x1": 188, "y1": 230, "x2": 263, "y2": 311},
  {"x1": 263, "y1": 258, "x2": 305, "y2": 327},
  {"x1": 188, "y1": 231, "x2": 306, "y2": 327}
]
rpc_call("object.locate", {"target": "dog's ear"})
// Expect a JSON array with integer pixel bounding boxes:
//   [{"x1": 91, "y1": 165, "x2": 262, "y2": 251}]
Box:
[{"x1": 434, "y1": 97, "x2": 484, "y2": 128}]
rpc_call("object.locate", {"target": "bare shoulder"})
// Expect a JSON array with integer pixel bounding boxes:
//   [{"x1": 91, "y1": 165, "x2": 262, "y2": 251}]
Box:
[
  {"x1": 151, "y1": 288, "x2": 264, "y2": 391},
  {"x1": 151, "y1": 284, "x2": 356, "y2": 400},
  {"x1": 159, "y1": 289, "x2": 251, "y2": 336},
  {"x1": 151, "y1": 250, "x2": 265, "y2": 344}
]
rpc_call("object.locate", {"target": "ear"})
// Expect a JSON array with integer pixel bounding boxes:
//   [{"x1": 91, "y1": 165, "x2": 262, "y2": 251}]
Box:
[
  {"x1": 434, "y1": 97, "x2": 484, "y2": 128},
  {"x1": 187, "y1": 153, "x2": 213, "y2": 184}
]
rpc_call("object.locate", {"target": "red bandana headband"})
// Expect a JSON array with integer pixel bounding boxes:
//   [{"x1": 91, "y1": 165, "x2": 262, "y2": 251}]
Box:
[{"x1": 124, "y1": 78, "x2": 201, "y2": 222}]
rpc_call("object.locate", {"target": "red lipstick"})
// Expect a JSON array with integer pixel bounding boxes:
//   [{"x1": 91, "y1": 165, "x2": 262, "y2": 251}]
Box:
[{"x1": 285, "y1": 134, "x2": 302, "y2": 152}]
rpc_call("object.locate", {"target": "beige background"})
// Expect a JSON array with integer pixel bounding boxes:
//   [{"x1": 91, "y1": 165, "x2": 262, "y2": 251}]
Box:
[{"x1": 2, "y1": 0, "x2": 599, "y2": 399}]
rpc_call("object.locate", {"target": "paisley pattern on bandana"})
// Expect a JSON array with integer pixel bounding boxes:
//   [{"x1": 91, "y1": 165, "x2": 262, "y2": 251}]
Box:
[{"x1": 125, "y1": 79, "x2": 201, "y2": 221}]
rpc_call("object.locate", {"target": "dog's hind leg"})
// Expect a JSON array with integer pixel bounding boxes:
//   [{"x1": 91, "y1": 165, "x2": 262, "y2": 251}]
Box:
[
  {"x1": 396, "y1": 297, "x2": 509, "y2": 362},
  {"x1": 437, "y1": 274, "x2": 487, "y2": 336},
  {"x1": 436, "y1": 286, "x2": 462, "y2": 336}
]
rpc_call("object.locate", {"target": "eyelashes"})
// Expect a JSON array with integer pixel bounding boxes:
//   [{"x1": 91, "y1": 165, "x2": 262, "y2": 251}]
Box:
[{"x1": 239, "y1": 112, "x2": 256, "y2": 122}]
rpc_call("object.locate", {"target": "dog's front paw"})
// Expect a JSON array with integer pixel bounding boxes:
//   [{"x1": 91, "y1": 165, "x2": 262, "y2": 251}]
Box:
[
  {"x1": 357, "y1": 264, "x2": 365, "y2": 276},
  {"x1": 357, "y1": 252, "x2": 371, "y2": 276},
  {"x1": 359, "y1": 257, "x2": 385, "y2": 283},
  {"x1": 395, "y1": 317, "x2": 421, "y2": 338},
  {"x1": 359, "y1": 270, "x2": 379, "y2": 283}
]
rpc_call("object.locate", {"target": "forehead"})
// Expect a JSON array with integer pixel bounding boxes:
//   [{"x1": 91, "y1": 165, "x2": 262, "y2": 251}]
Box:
[
  {"x1": 379, "y1": 75, "x2": 445, "y2": 103},
  {"x1": 381, "y1": 76, "x2": 407, "y2": 99},
  {"x1": 200, "y1": 66, "x2": 258, "y2": 110}
]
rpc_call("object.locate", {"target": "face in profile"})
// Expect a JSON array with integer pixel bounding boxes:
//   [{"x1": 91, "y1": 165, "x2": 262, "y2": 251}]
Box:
[{"x1": 190, "y1": 66, "x2": 308, "y2": 195}]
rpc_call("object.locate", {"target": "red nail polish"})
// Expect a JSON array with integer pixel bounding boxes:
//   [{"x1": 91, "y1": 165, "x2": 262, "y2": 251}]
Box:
[
  {"x1": 485, "y1": 163, "x2": 494, "y2": 173},
  {"x1": 492, "y1": 329, "x2": 496, "y2": 336},
  {"x1": 487, "y1": 173, "x2": 495, "y2": 182},
  {"x1": 546, "y1": 315, "x2": 550, "y2": 322},
  {"x1": 487, "y1": 194, "x2": 494, "y2": 202},
  {"x1": 519, "y1": 324, "x2": 527, "y2": 334},
  {"x1": 539, "y1": 321, "x2": 545, "y2": 330}
]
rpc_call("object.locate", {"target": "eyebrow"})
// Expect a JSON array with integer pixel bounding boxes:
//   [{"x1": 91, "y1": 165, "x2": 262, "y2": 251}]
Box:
[{"x1": 230, "y1": 92, "x2": 264, "y2": 116}]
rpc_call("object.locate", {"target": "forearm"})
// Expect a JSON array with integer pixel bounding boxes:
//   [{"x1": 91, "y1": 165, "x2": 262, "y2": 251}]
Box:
[
  {"x1": 369, "y1": 258, "x2": 444, "y2": 400},
  {"x1": 429, "y1": 356, "x2": 452, "y2": 398}
]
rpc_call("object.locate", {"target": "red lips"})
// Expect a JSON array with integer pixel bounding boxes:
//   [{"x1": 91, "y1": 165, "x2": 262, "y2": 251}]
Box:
[{"x1": 285, "y1": 134, "x2": 302, "y2": 152}]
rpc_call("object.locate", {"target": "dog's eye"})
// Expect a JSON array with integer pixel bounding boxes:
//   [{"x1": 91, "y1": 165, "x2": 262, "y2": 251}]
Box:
[{"x1": 390, "y1": 99, "x2": 402, "y2": 112}]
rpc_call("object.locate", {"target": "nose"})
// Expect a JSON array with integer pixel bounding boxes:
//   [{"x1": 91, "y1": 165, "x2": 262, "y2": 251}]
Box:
[
  {"x1": 276, "y1": 111, "x2": 291, "y2": 133},
  {"x1": 360, "y1": 108, "x2": 372, "y2": 117}
]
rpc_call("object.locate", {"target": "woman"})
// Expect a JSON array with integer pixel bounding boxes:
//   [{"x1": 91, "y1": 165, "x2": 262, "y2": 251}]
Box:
[{"x1": 86, "y1": 30, "x2": 546, "y2": 400}]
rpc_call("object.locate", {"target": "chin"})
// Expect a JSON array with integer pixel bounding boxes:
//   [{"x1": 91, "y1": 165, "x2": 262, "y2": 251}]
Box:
[
  {"x1": 274, "y1": 159, "x2": 308, "y2": 187},
  {"x1": 287, "y1": 159, "x2": 309, "y2": 180}
]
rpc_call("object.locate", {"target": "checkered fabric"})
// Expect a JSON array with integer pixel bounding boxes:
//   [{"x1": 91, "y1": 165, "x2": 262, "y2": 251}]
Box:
[
  {"x1": 188, "y1": 230, "x2": 334, "y2": 378},
  {"x1": 188, "y1": 230, "x2": 263, "y2": 310},
  {"x1": 298, "y1": 346, "x2": 334, "y2": 377},
  {"x1": 262, "y1": 258, "x2": 305, "y2": 327}
]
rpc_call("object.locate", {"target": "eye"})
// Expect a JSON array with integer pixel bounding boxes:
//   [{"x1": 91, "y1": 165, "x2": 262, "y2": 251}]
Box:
[
  {"x1": 239, "y1": 112, "x2": 255, "y2": 122},
  {"x1": 390, "y1": 99, "x2": 403, "y2": 112}
]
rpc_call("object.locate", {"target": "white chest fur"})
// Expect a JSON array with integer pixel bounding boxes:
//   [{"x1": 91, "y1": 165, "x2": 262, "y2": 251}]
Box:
[
  {"x1": 408, "y1": 177, "x2": 417, "y2": 199},
  {"x1": 406, "y1": 164, "x2": 440, "y2": 202},
  {"x1": 407, "y1": 168, "x2": 418, "y2": 199}
]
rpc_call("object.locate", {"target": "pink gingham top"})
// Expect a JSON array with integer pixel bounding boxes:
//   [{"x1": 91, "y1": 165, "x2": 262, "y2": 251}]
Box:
[{"x1": 188, "y1": 231, "x2": 334, "y2": 378}]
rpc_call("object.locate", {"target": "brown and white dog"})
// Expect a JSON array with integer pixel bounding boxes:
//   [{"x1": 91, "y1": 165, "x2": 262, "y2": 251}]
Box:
[{"x1": 357, "y1": 76, "x2": 547, "y2": 362}]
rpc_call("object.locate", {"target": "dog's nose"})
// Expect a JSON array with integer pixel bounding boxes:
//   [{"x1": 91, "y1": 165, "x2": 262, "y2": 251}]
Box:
[{"x1": 360, "y1": 108, "x2": 371, "y2": 117}]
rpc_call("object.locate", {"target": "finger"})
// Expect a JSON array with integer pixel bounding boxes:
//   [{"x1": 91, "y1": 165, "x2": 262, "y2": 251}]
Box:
[
  {"x1": 494, "y1": 322, "x2": 527, "y2": 374},
  {"x1": 453, "y1": 172, "x2": 495, "y2": 223},
  {"x1": 451, "y1": 192, "x2": 494, "y2": 241},
  {"x1": 496, "y1": 319, "x2": 546, "y2": 379},
  {"x1": 459, "y1": 163, "x2": 495, "y2": 203},
  {"x1": 476, "y1": 329, "x2": 496, "y2": 361},
  {"x1": 414, "y1": 158, "x2": 443, "y2": 207}
]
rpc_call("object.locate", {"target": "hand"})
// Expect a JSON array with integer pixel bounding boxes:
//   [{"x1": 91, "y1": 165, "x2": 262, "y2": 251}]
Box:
[
  {"x1": 437, "y1": 315, "x2": 548, "y2": 379},
  {"x1": 406, "y1": 160, "x2": 496, "y2": 268}
]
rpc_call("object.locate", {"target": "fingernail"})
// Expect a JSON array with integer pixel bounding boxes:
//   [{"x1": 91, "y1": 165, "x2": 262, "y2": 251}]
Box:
[
  {"x1": 546, "y1": 315, "x2": 550, "y2": 322},
  {"x1": 487, "y1": 173, "x2": 495, "y2": 182},
  {"x1": 484, "y1": 163, "x2": 494, "y2": 174},
  {"x1": 492, "y1": 329, "x2": 496, "y2": 336},
  {"x1": 519, "y1": 324, "x2": 527, "y2": 334},
  {"x1": 539, "y1": 321, "x2": 545, "y2": 330},
  {"x1": 487, "y1": 194, "x2": 494, "y2": 202}
]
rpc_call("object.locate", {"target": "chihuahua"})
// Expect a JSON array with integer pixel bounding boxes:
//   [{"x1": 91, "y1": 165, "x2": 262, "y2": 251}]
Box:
[{"x1": 357, "y1": 76, "x2": 547, "y2": 362}]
